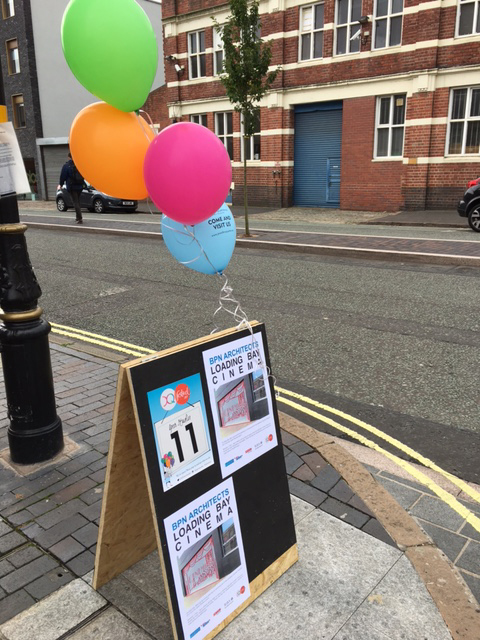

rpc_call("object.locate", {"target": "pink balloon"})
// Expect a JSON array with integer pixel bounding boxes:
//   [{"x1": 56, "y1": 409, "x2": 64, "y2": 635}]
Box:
[{"x1": 144, "y1": 122, "x2": 232, "y2": 224}]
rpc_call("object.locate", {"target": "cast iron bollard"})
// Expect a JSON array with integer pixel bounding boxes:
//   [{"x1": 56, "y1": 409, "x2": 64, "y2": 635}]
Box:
[{"x1": 0, "y1": 193, "x2": 63, "y2": 464}]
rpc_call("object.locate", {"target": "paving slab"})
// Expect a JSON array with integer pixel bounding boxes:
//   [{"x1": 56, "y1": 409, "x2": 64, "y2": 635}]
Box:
[
  {"x1": 99, "y1": 575, "x2": 173, "y2": 639},
  {"x1": 122, "y1": 552, "x2": 168, "y2": 609},
  {"x1": 0, "y1": 579, "x2": 105, "y2": 640},
  {"x1": 219, "y1": 509, "x2": 422, "y2": 640},
  {"x1": 345, "y1": 556, "x2": 452, "y2": 640},
  {"x1": 68, "y1": 607, "x2": 152, "y2": 639}
]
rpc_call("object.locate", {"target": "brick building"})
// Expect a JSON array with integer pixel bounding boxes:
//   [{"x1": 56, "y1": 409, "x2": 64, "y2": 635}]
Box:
[{"x1": 160, "y1": 0, "x2": 480, "y2": 211}]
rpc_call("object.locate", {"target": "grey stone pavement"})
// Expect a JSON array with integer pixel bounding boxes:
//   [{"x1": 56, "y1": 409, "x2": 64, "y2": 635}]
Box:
[{"x1": 0, "y1": 342, "x2": 478, "y2": 639}]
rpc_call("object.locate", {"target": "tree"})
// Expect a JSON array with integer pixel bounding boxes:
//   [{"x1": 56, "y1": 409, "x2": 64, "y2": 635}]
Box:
[{"x1": 213, "y1": 0, "x2": 279, "y2": 237}]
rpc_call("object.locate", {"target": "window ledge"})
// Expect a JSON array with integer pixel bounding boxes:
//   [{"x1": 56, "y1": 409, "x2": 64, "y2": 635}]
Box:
[
  {"x1": 372, "y1": 156, "x2": 404, "y2": 162},
  {"x1": 297, "y1": 56, "x2": 324, "y2": 65},
  {"x1": 332, "y1": 51, "x2": 361, "y2": 59},
  {"x1": 372, "y1": 44, "x2": 402, "y2": 52}
]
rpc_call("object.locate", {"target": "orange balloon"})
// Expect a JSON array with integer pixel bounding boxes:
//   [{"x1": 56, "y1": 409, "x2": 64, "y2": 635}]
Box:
[{"x1": 69, "y1": 102, "x2": 154, "y2": 200}]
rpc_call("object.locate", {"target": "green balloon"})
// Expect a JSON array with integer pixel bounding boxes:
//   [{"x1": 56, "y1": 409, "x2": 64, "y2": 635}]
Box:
[{"x1": 62, "y1": 0, "x2": 158, "y2": 112}]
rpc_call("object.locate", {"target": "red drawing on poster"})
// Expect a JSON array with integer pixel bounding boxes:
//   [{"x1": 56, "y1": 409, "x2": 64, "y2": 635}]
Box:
[
  {"x1": 182, "y1": 537, "x2": 219, "y2": 596},
  {"x1": 218, "y1": 381, "x2": 250, "y2": 427}
]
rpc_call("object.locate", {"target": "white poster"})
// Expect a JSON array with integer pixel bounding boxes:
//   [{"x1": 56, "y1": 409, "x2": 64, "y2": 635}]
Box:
[
  {"x1": 202, "y1": 332, "x2": 277, "y2": 477},
  {"x1": 0, "y1": 122, "x2": 31, "y2": 196},
  {"x1": 164, "y1": 478, "x2": 250, "y2": 640},
  {"x1": 147, "y1": 374, "x2": 214, "y2": 492}
]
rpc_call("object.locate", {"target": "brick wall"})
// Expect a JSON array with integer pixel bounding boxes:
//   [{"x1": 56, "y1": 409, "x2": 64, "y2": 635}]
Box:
[
  {"x1": 341, "y1": 97, "x2": 405, "y2": 211},
  {"x1": 151, "y1": 0, "x2": 480, "y2": 212},
  {"x1": 143, "y1": 85, "x2": 170, "y2": 130}
]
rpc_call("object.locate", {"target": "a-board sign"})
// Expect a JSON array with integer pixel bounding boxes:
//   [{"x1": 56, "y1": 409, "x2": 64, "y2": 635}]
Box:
[{"x1": 94, "y1": 323, "x2": 297, "y2": 640}]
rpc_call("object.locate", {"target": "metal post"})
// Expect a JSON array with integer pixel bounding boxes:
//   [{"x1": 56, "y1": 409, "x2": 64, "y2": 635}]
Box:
[{"x1": 0, "y1": 193, "x2": 63, "y2": 464}]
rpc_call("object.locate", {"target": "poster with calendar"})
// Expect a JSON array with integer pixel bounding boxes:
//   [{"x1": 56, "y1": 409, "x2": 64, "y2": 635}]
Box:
[{"x1": 147, "y1": 373, "x2": 214, "y2": 492}]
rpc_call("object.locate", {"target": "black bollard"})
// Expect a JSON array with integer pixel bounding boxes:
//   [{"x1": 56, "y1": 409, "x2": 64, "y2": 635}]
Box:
[{"x1": 0, "y1": 193, "x2": 63, "y2": 464}]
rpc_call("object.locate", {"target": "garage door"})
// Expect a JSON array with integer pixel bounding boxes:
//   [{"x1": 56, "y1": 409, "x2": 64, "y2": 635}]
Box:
[
  {"x1": 42, "y1": 144, "x2": 69, "y2": 200},
  {"x1": 293, "y1": 102, "x2": 343, "y2": 208}
]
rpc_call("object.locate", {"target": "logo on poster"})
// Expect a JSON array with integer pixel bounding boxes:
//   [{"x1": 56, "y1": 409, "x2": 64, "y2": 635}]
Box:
[
  {"x1": 161, "y1": 388, "x2": 176, "y2": 411},
  {"x1": 175, "y1": 383, "x2": 190, "y2": 405}
]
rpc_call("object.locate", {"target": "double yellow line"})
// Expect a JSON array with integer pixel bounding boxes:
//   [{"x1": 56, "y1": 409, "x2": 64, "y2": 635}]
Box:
[
  {"x1": 275, "y1": 388, "x2": 480, "y2": 534},
  {"x1": 50, "y1": 322, "x2": 480, "y2": 533}
]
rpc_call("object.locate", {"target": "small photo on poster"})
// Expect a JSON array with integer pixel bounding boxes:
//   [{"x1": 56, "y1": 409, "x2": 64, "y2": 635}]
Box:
[
  {"x1": 164, "y1": 478, "x2": 250, "y2": 640},
  {"x1": 202, "y1": 332, "x2": 278, "y2": 477},
  {"x1": 147, "y1": 373, "x2": 214, "y2": 492}
]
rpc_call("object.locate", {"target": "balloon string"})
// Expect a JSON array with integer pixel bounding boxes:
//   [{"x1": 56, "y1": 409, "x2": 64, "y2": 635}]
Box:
[
  {"x1": 161, "y1": 219, "x2": 277, "y2": 391},
  {"x1": 135, "y1": 110, "x2": 157, "y2": 216},
  {"x1": 137, "y1": 108, "x2": 157, "y2": 137},
  {"x1": 211, "y1": 273, "x2": 277, "y2": 393}
]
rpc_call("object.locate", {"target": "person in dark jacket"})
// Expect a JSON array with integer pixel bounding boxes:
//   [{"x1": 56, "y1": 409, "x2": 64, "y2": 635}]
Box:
[{"x1": 58, "y1": 152, "x2": 84, "y2": 224}]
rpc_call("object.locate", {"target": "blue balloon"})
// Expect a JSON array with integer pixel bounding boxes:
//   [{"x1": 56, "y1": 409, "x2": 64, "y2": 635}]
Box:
[{"x1": 161, "y1": 204, "x2": 236, "y2": 275}]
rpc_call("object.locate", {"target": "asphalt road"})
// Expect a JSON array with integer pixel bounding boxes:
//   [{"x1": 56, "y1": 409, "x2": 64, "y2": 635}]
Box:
[{"x1": 26, "y1": 227, "x2": 480, "y2": 483}]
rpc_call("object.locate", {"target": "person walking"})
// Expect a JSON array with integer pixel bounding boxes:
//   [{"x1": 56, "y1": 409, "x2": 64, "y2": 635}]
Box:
[{"x1": 58, "y1": 152, "x2": 85, "y2": 224}]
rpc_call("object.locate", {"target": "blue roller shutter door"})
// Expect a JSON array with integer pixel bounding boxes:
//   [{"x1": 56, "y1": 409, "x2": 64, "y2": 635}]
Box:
[{"x1": 293, "y1": 103, "x2": 343, "y2": 207}]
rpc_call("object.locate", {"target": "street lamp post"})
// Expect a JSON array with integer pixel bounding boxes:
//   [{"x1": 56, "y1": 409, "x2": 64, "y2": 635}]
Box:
[{"x1": 0, "y1": 193, "x2": 63, "y2": 464}]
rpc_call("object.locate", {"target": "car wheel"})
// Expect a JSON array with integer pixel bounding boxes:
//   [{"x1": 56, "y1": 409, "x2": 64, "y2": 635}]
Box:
[
  {"x1": 468, "y1": 207, "x2": 480, "y2": 232},
  {"x1": 56, "y1": 197, "x2": 68, "y2": 212},
  {"x1": 93, "y1": 198, "x2": 105, "y2": 213}
]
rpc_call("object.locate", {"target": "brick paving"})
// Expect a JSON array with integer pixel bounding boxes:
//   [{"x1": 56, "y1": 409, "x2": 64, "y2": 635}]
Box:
[{"x1": 0, "y1": 343, "x2": 478, "y2": 627}]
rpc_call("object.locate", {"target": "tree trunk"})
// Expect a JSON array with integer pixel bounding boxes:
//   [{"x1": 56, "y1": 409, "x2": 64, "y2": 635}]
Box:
[{"x1": 243, "y1": 137, "x2": 250, "y2": 236}]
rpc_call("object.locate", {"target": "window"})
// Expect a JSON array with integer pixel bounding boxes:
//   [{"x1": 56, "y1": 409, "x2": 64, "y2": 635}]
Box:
[
  {"x1": 188, "y1": 30, "x2": 206, "y2": 79},
  {"x1": 6, "y1": 38, "x2": 19, "y2": 74},
  {"x1": 190, "y1": 114, "x2": 208, "y2": 127},
  {"x1": 457, "y1": 0, "x2": 480, "y2": 36},
  {"x1": 1, "y1": 0, "x2": 14, "y2": 19},
  {"x1": 447, "y1": 87, "x2": 480, "y2": 154},
  {"x1": 336, "y1": 0, "x2": 362, "y2": 55},
  {"x1": 252, "y1": 371, "x2": 267, "y2": 402},
  {"x1": 373, "y1": 0, "x2": 403, "y2": 49},
  {"x1": 12, "y1": 94, "x2": 25, "y2": 128},
  {"x1": 221, "y1": 521, "x2": 238, "y2": 556},
  {"x1": 241, "y1": 110, "x2": 261, "y2": 161},
  {"x1": 299, "y1": 3, "x2": 324, "y2": 60},
  {"x1": 375, "y1": 94, "x2": 406, "y2": 157},
  {"x1": 214, "y1": 28, "x2": 224, "y2": 75},
  {"x1": 215, "y1": 112, "x2": 233, "y2": 160}
]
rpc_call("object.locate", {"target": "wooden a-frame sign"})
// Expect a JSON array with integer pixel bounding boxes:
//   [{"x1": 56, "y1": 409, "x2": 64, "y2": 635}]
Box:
[{"x1": 93, "y1": 323, "x2": 297, "y2": 640}]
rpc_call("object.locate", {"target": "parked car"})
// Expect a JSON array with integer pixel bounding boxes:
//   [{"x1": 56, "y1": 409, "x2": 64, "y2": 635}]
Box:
[
  {"x1": 56, "y1": 184, "x2": 138, "y2": 213},
  {"x1": 457, "y1": 182, "x2": 480, "y2": 232}
]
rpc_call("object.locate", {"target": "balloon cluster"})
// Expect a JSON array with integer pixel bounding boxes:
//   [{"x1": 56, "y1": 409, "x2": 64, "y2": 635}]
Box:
[{"x1": 62, "y1": 0, "x2": 234, "y2": 275}]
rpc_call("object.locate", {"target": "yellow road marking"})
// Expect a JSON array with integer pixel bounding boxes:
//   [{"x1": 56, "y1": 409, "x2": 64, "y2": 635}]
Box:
[
  {"x1": 50, "y1": 323, "x2": 479, "y2": 530},
  {"x1": 52, "y1": 328, "x2": 148, "y2": 358},
  {"x1": 51, "y1": 323, "x2": 155, "y2": 353},
  {"x1": 277, "y1": 395, "x2": 480, "y2": 534},
  {"x1": 276, "y1": 385, "x2": 480, "y2": 506}
]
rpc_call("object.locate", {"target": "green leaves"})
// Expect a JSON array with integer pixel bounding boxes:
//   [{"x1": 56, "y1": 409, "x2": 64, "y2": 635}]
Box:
[{"x1": 213, "y1": 0, "x2": 279, "y2": 137}]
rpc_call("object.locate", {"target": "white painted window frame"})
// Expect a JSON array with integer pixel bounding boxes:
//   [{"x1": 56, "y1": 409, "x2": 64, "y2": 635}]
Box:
[
  {"x1": 215, "y1": 112, "x2": 234, "y2": 160},
  {"x1": 240, "y1": 110, "x2": 261, "y2": 162},
  {"x1": 190, "y1": 114, "x2": 208, "y2": 127},
  {"x1": 374, "y1": 94, "x2": 406, "y2": 158},
  {"x1": 298, "y1": 2, "x2": 325, "y2": 61},
  {"x1": 334, "y1": 0, "x2": 362, "y2": 56},
  {"x1": 456, "y1": 0, "x2": 480, "y2": 37},
  {"x1": 213, "y1": 27, "x2": 224, "y2": 75},
  {"x1": 446, "y1": 86, "x2": 480, "y2": 155},
  {"x1": 373, "y1": 0, "x2": 403, "y2": 50},
  {"x1": 188, "y1": 29, "x2": 206, "y2": 79}
]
